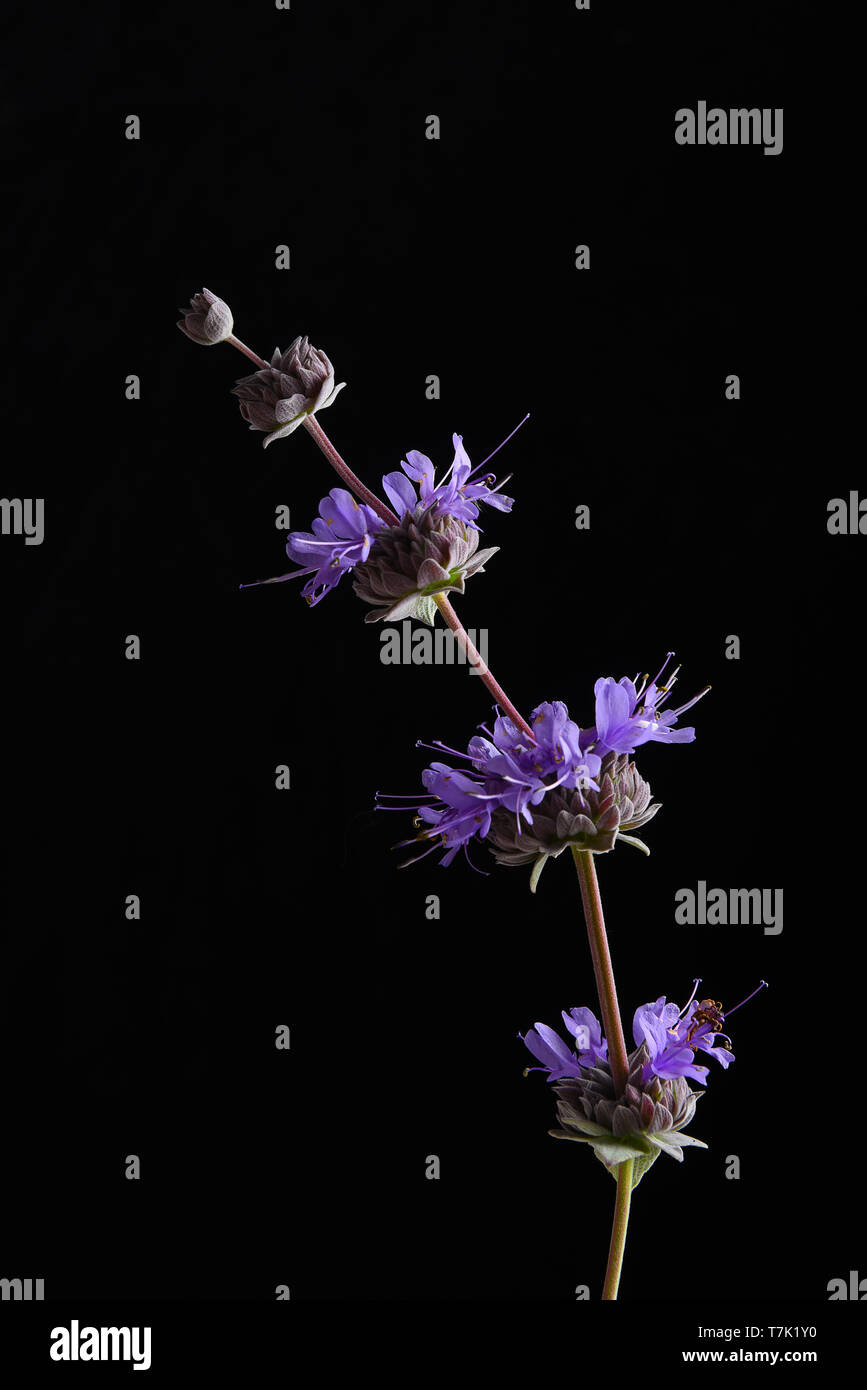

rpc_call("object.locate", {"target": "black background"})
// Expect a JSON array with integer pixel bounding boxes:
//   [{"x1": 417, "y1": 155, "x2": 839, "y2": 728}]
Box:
[{"x1": 1, "y1": 0, "x2": 861, "y2": 1336}]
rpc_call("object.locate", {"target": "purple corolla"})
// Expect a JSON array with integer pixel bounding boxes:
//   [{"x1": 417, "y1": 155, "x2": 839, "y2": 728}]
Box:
[
  {"x1": 240, "y1": 488, "x2": 386, "y2": 603},
  {"x1": 382, "y1": 433, "x2": 513, "y2": 527},
  {"x1": 586, "y1": 653, "x2": 710, "y2": 757}
]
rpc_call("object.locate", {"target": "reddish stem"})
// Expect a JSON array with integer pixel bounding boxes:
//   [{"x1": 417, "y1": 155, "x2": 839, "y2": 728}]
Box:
[
  {"x1": 433, "y1": 595, "x2": 534, "y2": 739},
  {"x1": 302, "y1": 416, "x2": 398, "y2": 526},
  {"x1": 570, "y1": 848, "x2": 629, "y2": 1096}
]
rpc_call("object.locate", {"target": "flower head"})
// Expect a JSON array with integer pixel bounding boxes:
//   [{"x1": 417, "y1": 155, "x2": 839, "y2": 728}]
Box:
[
  {"x1": 521, "y1": 982, "x2": 765, "y2": 1179},
  {"x1": 378, "y1": 700, "x2": 602, "y2": 869},
  {"x1": 177, "y1": 287, "x2": 234, "y2": 346},
  {"x1": 242, "y1": 428, "x2": 515, "y2": 609},
  {"x1": 231, "y1": 337, "x2": 345, "y2": 446},
  {"x1": 382, "y1": 654, "x2": 706, "y2": 881}
]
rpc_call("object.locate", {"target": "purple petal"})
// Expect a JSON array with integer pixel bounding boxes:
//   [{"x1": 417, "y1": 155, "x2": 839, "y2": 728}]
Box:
[{"x1": 382, "y1": 470, "x2": 418, "y2": 517}]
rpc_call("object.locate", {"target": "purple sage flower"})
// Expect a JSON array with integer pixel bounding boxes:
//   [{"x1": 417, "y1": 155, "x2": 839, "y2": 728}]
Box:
[
  {"x1": 378, "y1": 700, "x2": 601, "y2": 868},
  {"x1": 521, "y1": 1007, "x2": 609, "y2": 1079},
  {"x1": 584, "y1": 652, "x2": 710, "y2": 757},
  {"x1": 466, "y1": 702, "x2": 602, "y2": 826},
  {"x1": 632, "y1": 980, "x2": 766, "y2": 1085},
  {"x1": 523, "y1": 982, "x2": 766, "y2": 1171},
  {"x1": 240, "y1": 488, "x2": 386, "y2": 603},
  {"x1": 381, "y1": 433, "x2": 513, "y2": 528}
]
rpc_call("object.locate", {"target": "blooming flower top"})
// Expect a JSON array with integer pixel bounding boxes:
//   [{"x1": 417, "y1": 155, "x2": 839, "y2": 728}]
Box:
[
  {"x1": 382, "y1": 654, "x2": 708, "y2": 876},
  {"x1": 381, "y1": 433, "x2": 513, "y2": 528},
  {"x1": 583, "y1": 653, "x2": 710, "y2": 758},
  {"x1": 245, "y1": 433, "x2": 514, "y2": 610}
]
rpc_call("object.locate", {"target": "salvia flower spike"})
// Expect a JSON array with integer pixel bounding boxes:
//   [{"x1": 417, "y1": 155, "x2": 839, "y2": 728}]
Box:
[{"x1": 175, "y1": 291, "x2": 753, "y2": 1297}]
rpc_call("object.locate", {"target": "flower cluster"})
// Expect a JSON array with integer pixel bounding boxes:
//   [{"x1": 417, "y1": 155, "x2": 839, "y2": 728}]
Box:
[
  {"x1": 381, "y1": 701, "x2": 603, "y2": 868},
  {"x1": 381, "y1": 657, "x2": 707, "y2": 875},
  {"x1": 520, "y1": 982, "x2": 765, "y2": 1178},
  {"x1": 246, "y1": 434, "x2": 513, "y2": 616}
]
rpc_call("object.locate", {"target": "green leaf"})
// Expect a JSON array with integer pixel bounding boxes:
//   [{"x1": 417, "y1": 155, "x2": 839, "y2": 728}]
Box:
[
  {"x1": 617, "y1": 833, "x2": 651, "y2": 855},
  {"x1": 410, "y1": 595, "x2": 438, "y2": 626},
  {"x1": 529, "y1": 854, "x2": 550, "y2": 894},
  {"x1": 570, "y1": 1133, "x2": 655, "y2": 1169},
  {"x1": 420, "y1": 568, "x2": 464, "y2": 596},
  {"x1": 628, "y1": 1148, "x2": 661, "y2": 1189}
]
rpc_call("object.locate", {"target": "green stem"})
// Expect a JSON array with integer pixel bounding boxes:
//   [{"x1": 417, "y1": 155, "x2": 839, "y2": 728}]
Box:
[
  {"x1": 570, "y1": 848, "x2": 629, "y2": 1096},
  {"x1": 601, "y1": 1159, "x2": 633, "y2": 1300}
]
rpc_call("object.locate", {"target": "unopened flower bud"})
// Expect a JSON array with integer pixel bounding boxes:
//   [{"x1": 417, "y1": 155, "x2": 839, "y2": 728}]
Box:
[
  {"x1": 231, "y1": 337, "x2": 345, "y2": 447},
  {"x1": 177, "y1": 287, "x2": 234, "y2": 345}
]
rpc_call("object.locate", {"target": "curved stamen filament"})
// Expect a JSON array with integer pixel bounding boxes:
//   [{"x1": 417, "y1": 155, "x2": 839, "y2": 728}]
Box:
[{"x1": 723, "y1": 980, "x2": 768, "y2": 1019}]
